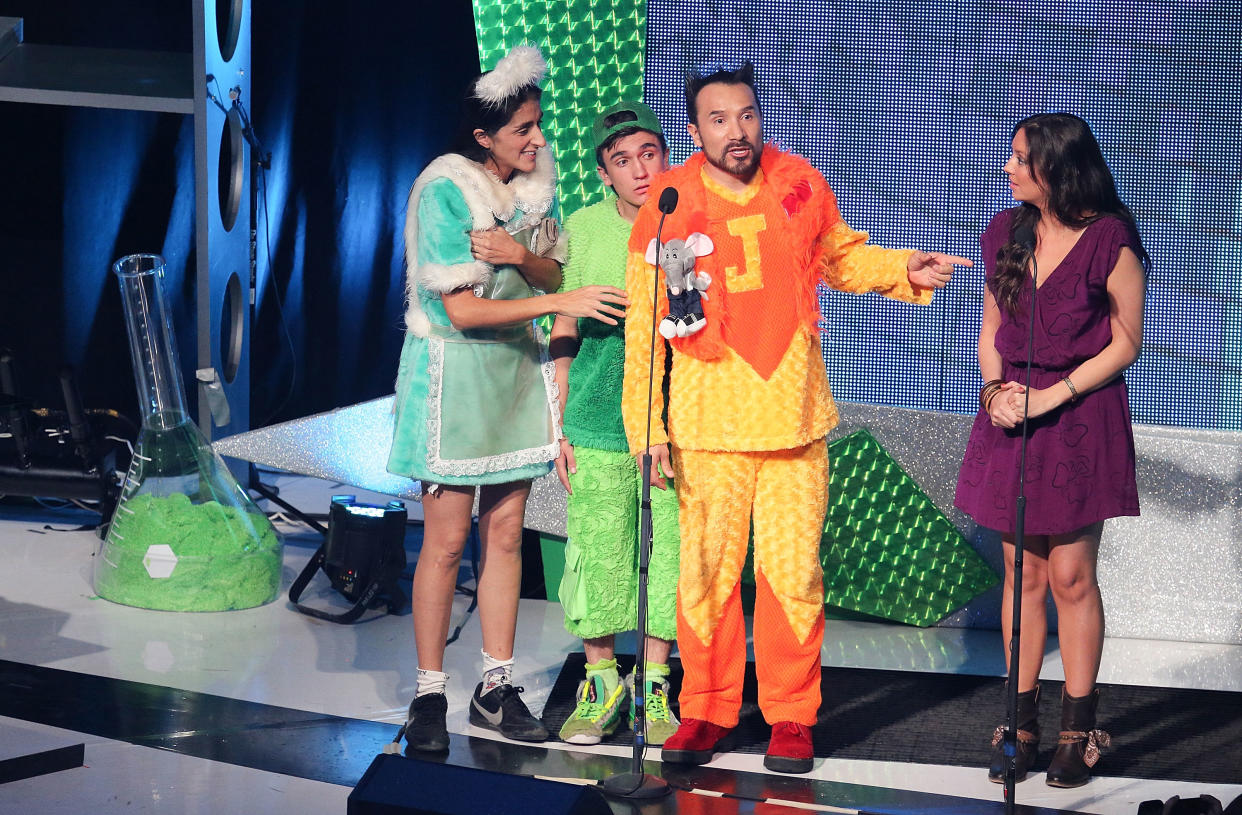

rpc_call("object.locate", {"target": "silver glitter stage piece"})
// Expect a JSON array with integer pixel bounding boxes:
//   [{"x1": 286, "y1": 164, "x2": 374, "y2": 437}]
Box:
[
  {"x1": 828, "y1": 403, "x2": 1242, "y2": 645},
  {"x1": 212, "y1": 397, "x2": 422, "y2": 501},
  {"x1": 213, "y1": 397, "x2": 1242, "y2": 644}
]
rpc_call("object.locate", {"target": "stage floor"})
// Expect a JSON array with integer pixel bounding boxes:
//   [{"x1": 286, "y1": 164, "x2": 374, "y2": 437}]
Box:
[{"x1": 1, "y1": 473, "x2": 1239, "y2": 814}]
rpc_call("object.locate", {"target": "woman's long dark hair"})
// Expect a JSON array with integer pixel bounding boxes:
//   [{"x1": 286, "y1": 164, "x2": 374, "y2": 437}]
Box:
[
  {"x1": 448, "y1": 77, "x2": 542, "y2": 165},
  {"x1": 993, "y1": 112, "x2": 1149, "y2": 315}
]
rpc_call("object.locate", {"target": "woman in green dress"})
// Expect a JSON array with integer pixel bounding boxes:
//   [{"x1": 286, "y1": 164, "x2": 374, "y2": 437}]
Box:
[{"x1": 388, "y1": 46, "x2": 626, "y2": 752}]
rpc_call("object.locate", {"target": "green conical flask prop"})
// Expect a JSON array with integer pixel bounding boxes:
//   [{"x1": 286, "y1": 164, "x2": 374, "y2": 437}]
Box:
[{"x1": 95, "y1": 254, "x2": 282, "y2": 611}]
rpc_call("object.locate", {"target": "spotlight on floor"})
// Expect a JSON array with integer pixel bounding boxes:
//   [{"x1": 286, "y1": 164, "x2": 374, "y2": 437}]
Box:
[{"x1": 289, "y1": 495, "x2": 408, "y2": 623}]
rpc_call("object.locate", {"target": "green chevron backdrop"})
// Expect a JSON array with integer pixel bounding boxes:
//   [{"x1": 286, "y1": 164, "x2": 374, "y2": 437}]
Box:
[{"x1": 472, "y1": 0, "x2": 647, "y2": 217}]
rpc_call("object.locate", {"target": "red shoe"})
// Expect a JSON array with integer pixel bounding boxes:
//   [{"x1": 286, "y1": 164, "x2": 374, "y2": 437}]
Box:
[
  {"x1": 661, "y1": 718, "x2": 733, "y2": 765},
  {"x1": 765, "y1": 721, "x2": 814, "y2": 773}
]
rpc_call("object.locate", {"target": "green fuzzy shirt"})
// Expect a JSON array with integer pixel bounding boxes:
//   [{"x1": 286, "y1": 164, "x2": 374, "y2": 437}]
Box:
[{"x1": 560, "y1": 198, "x2": 634, "y2": 452}]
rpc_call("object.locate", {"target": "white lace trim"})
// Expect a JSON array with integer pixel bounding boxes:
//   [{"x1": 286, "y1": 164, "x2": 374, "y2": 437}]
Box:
[
  {"x1": 424, "y1": 336, "x2": 559, "y2": 476},
  {"x1": 508, "y1": 147, "x2": 558, "y2": 221},
  {"x1": 506, "y1": 208, "x2": 547, "y2": 235}
]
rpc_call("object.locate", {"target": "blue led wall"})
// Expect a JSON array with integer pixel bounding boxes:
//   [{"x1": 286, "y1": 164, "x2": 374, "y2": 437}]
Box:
[{"x1": 645, "y1": 0, "x2": 1242, "y2": 430}]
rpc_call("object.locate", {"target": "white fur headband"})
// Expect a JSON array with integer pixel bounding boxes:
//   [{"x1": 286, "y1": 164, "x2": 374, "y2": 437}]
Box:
[{"x1": 473, "y1": 45, "x2": 547, "y2": 107}]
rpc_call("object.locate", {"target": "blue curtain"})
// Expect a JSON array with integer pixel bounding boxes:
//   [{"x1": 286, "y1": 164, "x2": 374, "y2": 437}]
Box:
[
  {"x1": 249, "y1": 0, "x2": 480, "y2": 425},
  {"x1": 0, "y1": 0, "x2": 478, "y2": 427}
]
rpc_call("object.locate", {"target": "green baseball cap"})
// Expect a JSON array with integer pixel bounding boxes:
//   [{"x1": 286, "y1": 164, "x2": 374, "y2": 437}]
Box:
[{"x1": 591, "y1": 100, "x2": 663, "y2": 151}]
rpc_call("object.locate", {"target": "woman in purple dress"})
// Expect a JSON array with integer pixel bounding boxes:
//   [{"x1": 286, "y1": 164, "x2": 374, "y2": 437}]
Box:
[{"x1": 955, "y1": 113, "x2": 1148, "y2": 788}]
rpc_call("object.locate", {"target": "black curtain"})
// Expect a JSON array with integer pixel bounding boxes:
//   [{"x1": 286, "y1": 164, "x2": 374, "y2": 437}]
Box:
[{"x1": 0, "y1": 0, "x2": 478, "y2": 428}]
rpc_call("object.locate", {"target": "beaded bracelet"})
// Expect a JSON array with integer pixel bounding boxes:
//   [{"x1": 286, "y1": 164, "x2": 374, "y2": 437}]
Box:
[{"x1": 1062, "y1": 376, "x2": 1079, "y2": 402}]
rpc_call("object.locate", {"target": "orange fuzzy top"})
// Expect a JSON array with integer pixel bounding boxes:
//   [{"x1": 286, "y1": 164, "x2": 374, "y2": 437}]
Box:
[{"x1": 622, "y1": 147, "x2": 931, "y2": 454}]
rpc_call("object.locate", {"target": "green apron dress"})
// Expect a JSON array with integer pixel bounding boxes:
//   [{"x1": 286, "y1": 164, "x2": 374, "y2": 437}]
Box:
[{"x1": 387, "y1": 149, "x2": 567, "y2": 486}]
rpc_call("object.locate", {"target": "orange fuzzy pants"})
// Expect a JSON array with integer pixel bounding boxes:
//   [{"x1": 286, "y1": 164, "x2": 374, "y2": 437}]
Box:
[{"x1": 672, "y1": 438, "x2": 828, "y2": 727}]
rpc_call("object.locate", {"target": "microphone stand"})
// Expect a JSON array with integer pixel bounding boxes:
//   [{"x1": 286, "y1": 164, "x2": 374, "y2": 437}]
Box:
[
  {"x1": 600, "y1": 199, "x2": 674, "y2": 801},
  {"x1": 1004, "y1": 237, "x2": 1039, "y2": 813}
]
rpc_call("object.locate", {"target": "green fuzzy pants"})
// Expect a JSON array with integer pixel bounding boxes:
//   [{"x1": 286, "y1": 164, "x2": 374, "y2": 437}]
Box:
[{"x1": 559, "y1": 446, "x2": 680, "y2": 641}]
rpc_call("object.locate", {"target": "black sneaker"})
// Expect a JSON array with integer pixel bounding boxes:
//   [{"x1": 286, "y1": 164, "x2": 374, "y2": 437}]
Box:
[
  {"x1": 468, "y1": 682, "x2": 549, "y2": 742},
  {"x1": 402, "y1": 692, "x2": 449, "y2": 753}
]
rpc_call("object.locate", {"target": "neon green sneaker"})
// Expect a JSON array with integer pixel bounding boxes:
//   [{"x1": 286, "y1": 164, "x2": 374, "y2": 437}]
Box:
[
  {"x1": 626, "y1": 672, "x2": 680, "y2": 746},
  {"x1": 558, "y1": 672, "x2": 627, "y2": 745}
]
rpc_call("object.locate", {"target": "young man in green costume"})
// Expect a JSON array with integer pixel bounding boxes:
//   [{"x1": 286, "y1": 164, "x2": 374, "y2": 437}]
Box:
[{"x1": 550, "y1": 101, "x2": 680, "y2": 745}]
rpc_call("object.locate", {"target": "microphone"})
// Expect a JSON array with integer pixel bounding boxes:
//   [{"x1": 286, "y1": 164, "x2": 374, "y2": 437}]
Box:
[
  {"x1": 653, "y1": 187, "x2": 679, "y2": 287},
  {"x1": 652, "y1": 187, "x2": 678, "y2": 292},
  {"x1": 658, "y1": 187, "x2": 678, "y2": 215},
  {"x1": 1014, "y1": 224, "x2": 1036, "y2": 252},
  {"x1": 644, "y1": 185, "x2": 679, "y2": 457}
]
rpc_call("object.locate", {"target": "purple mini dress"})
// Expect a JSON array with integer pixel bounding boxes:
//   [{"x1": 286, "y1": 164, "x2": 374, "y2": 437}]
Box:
[{"x1": 954, "y1": 208, "x2": 1141, "y2": 537}]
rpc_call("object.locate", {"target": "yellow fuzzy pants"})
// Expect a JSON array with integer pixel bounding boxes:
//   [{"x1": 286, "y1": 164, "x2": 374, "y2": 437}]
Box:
[{"x1": 672, "y1": 438, "x2": 829, "y2": 727}]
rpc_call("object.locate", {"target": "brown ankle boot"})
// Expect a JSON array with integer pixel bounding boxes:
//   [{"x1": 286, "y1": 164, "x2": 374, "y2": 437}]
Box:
[
  {"x1": 1046, "y1": 688, "x2": 1110, "y2": 787},
  {"x1": 988, "y1": 684, "x2": 1040, "y2": 783}
]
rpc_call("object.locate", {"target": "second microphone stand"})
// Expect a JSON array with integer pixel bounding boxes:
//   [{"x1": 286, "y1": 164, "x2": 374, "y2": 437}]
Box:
[
  {"x1": 1004, "y1": 229, "x2": 1039, "y2": 813},
  {"x1": 600, "y1": 191, "x2": 678, "y2": 801}
]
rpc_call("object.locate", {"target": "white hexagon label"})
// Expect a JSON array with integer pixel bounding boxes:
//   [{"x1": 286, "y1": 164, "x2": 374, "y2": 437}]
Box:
[{"x1": 143, "y1": 544, "x2": 179, "y2": 579}]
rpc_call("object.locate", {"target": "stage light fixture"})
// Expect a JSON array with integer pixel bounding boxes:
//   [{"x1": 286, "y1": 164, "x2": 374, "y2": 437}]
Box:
[{"x1": 289, "y1": 495, "x2": 409, "y2": 623}]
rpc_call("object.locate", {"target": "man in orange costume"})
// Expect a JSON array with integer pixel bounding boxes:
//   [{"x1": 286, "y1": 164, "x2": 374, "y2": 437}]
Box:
[{"x1": 622, "y1": 63, "x2": 970, "y2": 773}]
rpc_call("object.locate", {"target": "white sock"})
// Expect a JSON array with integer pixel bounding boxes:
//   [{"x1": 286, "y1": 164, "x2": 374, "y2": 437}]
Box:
[
  {"x1": 415, "y1": 668, "x2": 448, "y2": 698},
  {"x1": 481, "y1": 649, "x2": 513, "y2": 694}
]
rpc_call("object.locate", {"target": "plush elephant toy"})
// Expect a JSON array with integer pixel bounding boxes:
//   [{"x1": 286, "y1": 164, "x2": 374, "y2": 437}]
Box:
[{"x1": 645, "y1": 232, "x2": 715, "y2": 339}]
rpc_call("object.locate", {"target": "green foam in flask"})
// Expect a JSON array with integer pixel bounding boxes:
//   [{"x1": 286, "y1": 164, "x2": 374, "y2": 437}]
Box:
[{"x1": 95, "y1": 254, "x2": 282, "y2": 611}]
